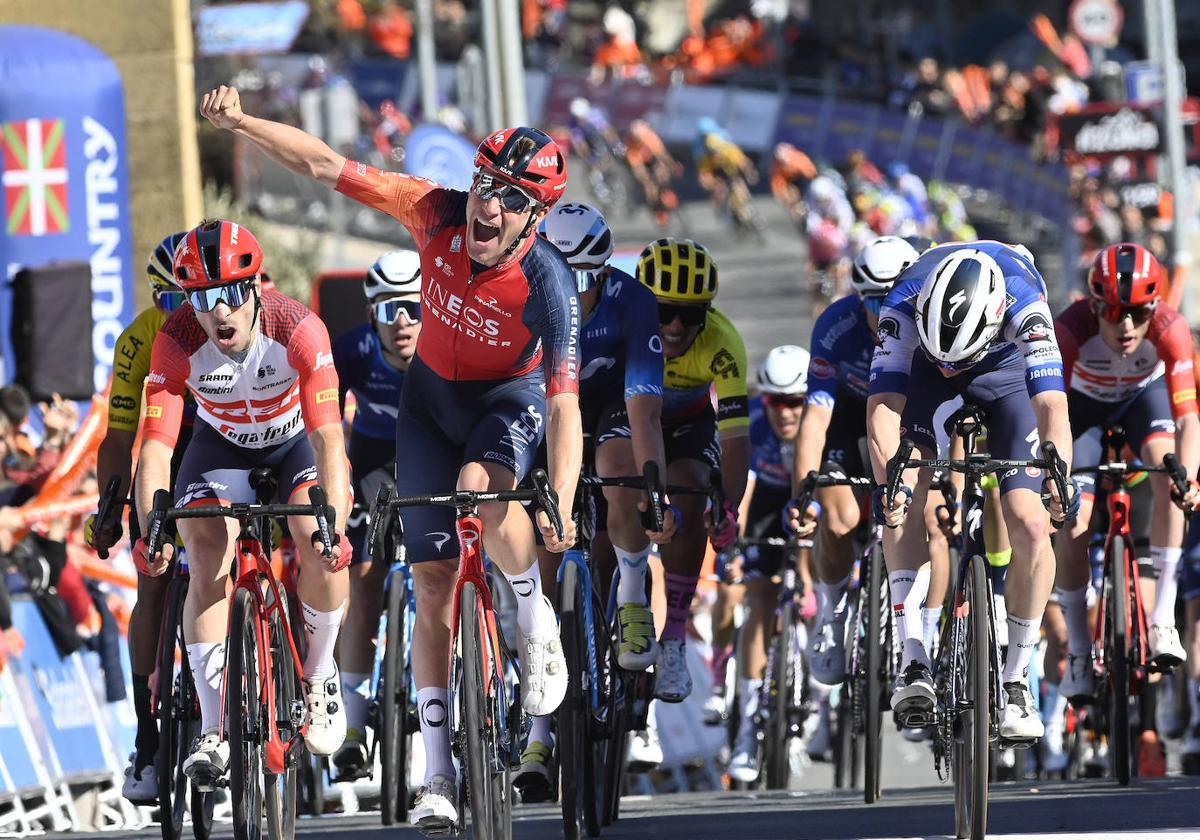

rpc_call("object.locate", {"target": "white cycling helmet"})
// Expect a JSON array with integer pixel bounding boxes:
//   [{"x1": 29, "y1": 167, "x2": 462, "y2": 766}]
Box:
[
  {"x1": 851, "y1": 235, "x2": 920, "y2": 298},
  {"x1": 757, "y1": 345, "x2": 810, "y2": 396},
  {"x1": 364, "y1": 249, "x2": 421, "y2": 302},
  {"x1": 539, "y1": 202, "x2": 613, "y2": 292},
  {"x1": 916, "y1": 248, "x2": 1007, "y2": 367}
]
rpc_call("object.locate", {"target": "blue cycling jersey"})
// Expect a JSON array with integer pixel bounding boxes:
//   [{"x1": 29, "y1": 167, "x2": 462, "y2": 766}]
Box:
[
  {"x1": 749, "y1": 396, "x2": 792, "y2": 490},
  {"x1": 806, "y1": 294, "x2": 875, "y2": 407},
  {"x1": 870, "y1": 240, "x2": 1064, "y2": 397},
  {"x1": 331, "y1": 323, "x2": 407, "y2": 441},
  {"x1": 579, "y1": 267, "x2": 664, "y2": 404}
]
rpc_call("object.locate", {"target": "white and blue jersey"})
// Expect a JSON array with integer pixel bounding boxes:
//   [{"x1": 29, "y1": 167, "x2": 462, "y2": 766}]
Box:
[
  {"x1": 332, "y1": 323, "x2": 407, "y2": 441},
  {"x1": 806, "y1": 294, "x2": 875, "y2": 408},
  {"x1": 579, "y1": 267, "x2": 664, "y2": 406},
  {"x1": 749, "y1": 396, "x2": 793, "y2": 490},
  {"x1": 870, "y1": 240, "x2": 1064, "y2": 399}
]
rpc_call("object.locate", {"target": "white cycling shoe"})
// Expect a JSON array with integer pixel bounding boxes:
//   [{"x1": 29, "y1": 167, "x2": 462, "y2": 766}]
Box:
[
  {"x1": 519, "y1": 598, "x2": 568, "y2": 716},
  {"x1": 303, "y1": 668, "x2": 348, "y2": 756},
  {"x1": 412, "y1": 774, "x2": 458, "y2": 835}
]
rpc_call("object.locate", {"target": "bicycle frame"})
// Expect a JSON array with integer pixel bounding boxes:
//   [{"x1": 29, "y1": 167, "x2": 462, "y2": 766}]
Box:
[
  {"x1": 558, "y1": 550, "x2": 602, "y2": 711},
  {"x1": 368, "y1": 560, "x2": 416, "y2": 754},
  {"x1": 1091, "y1": 472, "x2": 1149, "y2": 683},
  {"x1": 220, "y1": 532, "x2": 306, "y2": 776}
]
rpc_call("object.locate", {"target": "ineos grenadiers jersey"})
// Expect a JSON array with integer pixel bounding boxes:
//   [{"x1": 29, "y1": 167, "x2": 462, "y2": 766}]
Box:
[
  {"x1": 335, "y1": 162, "x2": 580, "y2": 397},
  {"x1": 579, "y1": 267, "x2": 664, "y2": 403},
  {"x1": 806, "y1": 294, "x2": 875, "y2": 407},
  {"x1": 332, "y1": 324, "x2": 406, "y2": 440},
  {"x1": 870, "y1": 240, "x2": 1064, "y2": 397},
  {"x1": 143, "y1": 290, "x2": 342, "y2": 449},
  {"x1": 749, "y1": 396, "x2": 793, "y2": 490}
]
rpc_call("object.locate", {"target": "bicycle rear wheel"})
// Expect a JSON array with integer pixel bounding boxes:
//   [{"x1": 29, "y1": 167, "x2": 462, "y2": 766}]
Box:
[
  {"x1": 832, "y1": 684, "x2": 857, "y2": 789},
  {"x1": 960, "y1": 555, "x2": 991, "y2": 839},
  {"x1": 1108, "y1": 535, "x2": 1131, "y2": 786},
  {"x1": 380, "y1": 577, "x2": 412, "y2": 825},
  {"x1": 764, "y1": 599, "x2": 796, "y2": 789},
  {"x1": 229, "y1": 587, "x2": 265, "y2": 840},
  {"x1": 557, "y1": 561, "x2": 605, "y2": 837},
  {"x1": 864, "y1": 545, "x2": 885, "y2": 804},
  {"x1": 264, "y1": 589, "x2": 298, "y2": 840}
]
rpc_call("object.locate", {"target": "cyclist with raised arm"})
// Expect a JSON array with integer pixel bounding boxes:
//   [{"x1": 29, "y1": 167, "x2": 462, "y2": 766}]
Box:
[
  {"x1": 330, "y1": 250, "x2": 422, "y2": 780},
  {"x1": 868, "y1": 242, "x2": 1076, "y2": 742},
  {"x1": 790, "y1": 236, "x2": 952, "y2": 685},
  {"x1": 1052, "y1": 243, "x2": 1198, "y2": 707},
  {"x1": 637, "y1": 238, "x2": 751, "y2": 702},
  {"x1": 727, "y1": 345, "x2": 810, "y2": 782},
  {"x1": 513, "y1": 201, "x2": 677, "y2": 798},
  {"x1": 85, "y1": 232, "x2": 190, "y2": 804},
  {"x1": 201, "y1": 86, "x2": 582, "y2": 832},
  {"x1": 136, "y1": 220, "x2": 353, "y2": 788}
]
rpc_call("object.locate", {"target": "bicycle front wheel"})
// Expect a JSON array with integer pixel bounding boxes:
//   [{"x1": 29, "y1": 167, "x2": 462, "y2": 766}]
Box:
[
  {"x1": 1107, "y1": 535, "x2": 1131, "y2": 786},
  {"x1": 864, "y1": 545, "x2": 885, "y2": 804},
  {"x1": 229, "y1": 586, "x2": 265, "y2": 840},
  {"x1": 459, "y1": 581, "x2": 507, "y2": 840},
  {"x1": 264, "y1": 588, "x2": 298, "y2": 840},
  {"x1": 765, "y1": 599, "x2": 797, "y2": 790},
  {"x1": 380, "y1": 577, "x2": 412, "y2": 825},
  {"x1": 966, "y1": 555, "x2": 992, "y2": 839}
]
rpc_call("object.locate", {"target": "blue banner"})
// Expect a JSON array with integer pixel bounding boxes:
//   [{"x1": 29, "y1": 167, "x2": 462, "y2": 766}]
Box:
[
  {"x1": 0, "y1": 668, "x2": 42, "y2": 792},
  {"x1": 0, "y1": 26, "x2": 134, "y2": 392},
  {"x1": 9, "y1": 601, "x2": 109, "y2": 781},
  {"x1": 404, "y1": 124, "x2": 476, "y2": 192},
  {"x1": 195, "y1": 1, "x2": 309, "y2": 56},
  {"x1": 348, "y1": 58, "x2": 410, "y2": 113}
]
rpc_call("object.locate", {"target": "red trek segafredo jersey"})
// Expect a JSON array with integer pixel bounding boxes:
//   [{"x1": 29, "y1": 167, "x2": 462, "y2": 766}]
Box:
[
  {"x1": 335, "y1": 160, "x2": 580, "y2": 397},
  {"x1": 143, "y1": 290, "x2": 342, "y2": 449}
]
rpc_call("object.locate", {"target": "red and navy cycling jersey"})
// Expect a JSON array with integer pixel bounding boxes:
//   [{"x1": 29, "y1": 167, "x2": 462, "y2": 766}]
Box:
[{"x1": 335, "y1": 161, "x2": 580, "y2": 397}]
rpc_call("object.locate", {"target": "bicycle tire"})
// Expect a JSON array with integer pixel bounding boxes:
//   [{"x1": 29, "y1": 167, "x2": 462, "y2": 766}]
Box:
[
  {"x1": 601, "y1": 667, "x2": 631, "y2": 825},
  {"x1": 583, "y1": 584, "x2": 612, "y2": 836},
  {"x1": 558, "y1": 561, "x2": 585, "y2": 840},
  {"x1": 864, "y1": 545, "x2": 885, "y2": 804},
  {"x1": 381, "y1": 577, "x2": 411, "y2": 825},
  {"x1": 264, "y1": 590, "x2": 298, "y2": 840},
  {"x1": 967, "y1": 555, "x2": 991, "y2": 840},
  {"x1": 1108, "y1": 535, "x2": 1131, "y2": 786},
  {"x1": 229, "y1": 586, "x2": 265, "y2": 840},
  {"x1": 298, "y1": 753, "x2": 324, "y2": 817},
  {"x1": 460, "y1": 581, "x2": 503, "y2": 840},
  {"x1": 156, "y1": 577, "x2": 193, "y2": 840},
  {"x1": 765, "y1": 600, "x2": 795, "y2": 789},
  {"x1": 951, "y1": 598, "x2": 972, "y2": 840},
  {"x1": 832, "y1": 684, "x2": 857, "y2": 789}
]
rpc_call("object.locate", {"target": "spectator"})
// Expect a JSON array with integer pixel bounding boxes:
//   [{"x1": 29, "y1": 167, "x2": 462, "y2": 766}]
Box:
[
  {"x1": 590, "y1": 6, "x2": 646, "y2": 84},
  {"x1": 367, "y1": 0, "x2": 413, "y2": 59}
]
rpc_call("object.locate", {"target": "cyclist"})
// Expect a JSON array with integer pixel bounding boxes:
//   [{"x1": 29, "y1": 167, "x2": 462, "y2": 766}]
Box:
[
  {"x1": 330, "y1": 249, "x2": 422, "y2": 780},
  {"x1": 727, "y1": 345, "x2": 809, "y2": 782},
  {"x1": 695, "y1": 126, "x2": 758, "y2": 223},
  {"x1": 569, "y1": 98, "x2": 627, "y2": 210},
  {"x1": 513, "y1": 201, "x2": 677, "y2": 799},
  {"x1": 625, "y1": 119, "x2": 682, "y2": 229},
  {"x1": 636, "y1": 237, "x2": 750, "y2": 702},
  {"x1": 868, "y1": 242, "x2": 1076, "y2": 742},
  {"x1": 85, "y1": 231, "x2": 189, "y2": 804},
  {"x1": 790, "y1": 237, "x2": 933, "y2": 684},
  {"x1": 769, "y1": 142, "x2": 817, "y2": 224},
  {"x1": 136, "y1": 220, "x2": 353, "y2": 787},
  {"x1": 1052, "y1": 243, "x2": 1197, "y2": 705},
  {"x1": 201, "y1": 85, "x2": 582, "y2": 832}
]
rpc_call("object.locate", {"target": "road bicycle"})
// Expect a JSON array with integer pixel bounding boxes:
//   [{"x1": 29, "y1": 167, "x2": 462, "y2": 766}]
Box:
[
  {"x1": 1071, "y1": 425, "x2": 1187, "y2": 786},
  {"x1": 94, "y1": 476, "x2": 216, "y2": 840},
  {"x1": 885, "y1": 404, "x2": 1070, "y2": 840},
  {"x1": 144, "y1": 470, "x2": 338, "y2": 840},
  {"x1": 363, "y1": 501, "x2": 418, "y2": 825},
  {"x1": 369, "y1": 469, "x2": 564, "y2": 840}
]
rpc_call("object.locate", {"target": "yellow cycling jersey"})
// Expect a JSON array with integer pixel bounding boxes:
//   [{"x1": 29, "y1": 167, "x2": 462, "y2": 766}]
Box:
[
  {"x1": 108, "y1": 307, "x2": 166, "y2": 432},
  {"x1": 662, "y1": 306, "x2": 749, "y2": 435},
  {"x1": 698, "y1": 137, "x2": 749, "y2": 178}
]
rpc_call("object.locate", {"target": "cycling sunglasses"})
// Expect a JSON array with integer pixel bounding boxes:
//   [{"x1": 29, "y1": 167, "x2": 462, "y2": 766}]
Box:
[
  {"x1": 658, "y1": 302, "x2": 709, "y2": 327},
  {"x1": 154, "y1": 289, "x2": 186, "y2": 313},
  {"x1": 764, "y1": 393, "x2": 806, "y2": 410},
  {"x1": 923, "y1": 345, "x2": 988, "y2": 374},
  {"x1": 1093, "y1": 300, "x2": 1155, "y2": 326},
  {"x1": 187, "y1": 279, "x2": 256, "y2": 313},
  {"x1": 472, "y1": 171, "x2": 538, "y2": 214},
  {"x1": 372, "y1": 298, "x2": 421, "y2": 325}
]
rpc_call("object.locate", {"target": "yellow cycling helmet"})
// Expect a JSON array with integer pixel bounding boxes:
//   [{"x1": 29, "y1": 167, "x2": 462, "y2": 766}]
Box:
[{"x1": 637, "y1": 238, "x2": 718, "y2": 304}]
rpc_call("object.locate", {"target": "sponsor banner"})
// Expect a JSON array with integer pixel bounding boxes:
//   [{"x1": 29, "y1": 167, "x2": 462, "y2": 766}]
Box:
[
  {"x1": 540, "y1": 75, "x2": 668, "y2": 132},
  {"x1": 1055, "y1": 104, "x2": 1163, "y2": 158},
  {"x1": 403, "y1": 123, "x2": 476, "y2": 192},
  {"x1": 0, "y1": 26, "x2": 134, "y2": 392},
  {"x1": 348, "y1": 57, "x2": 410, "y2": 112},
  {"x1": 195, "y1": 0, "x2": 310, "y2": 56},
  {"x1": 0, "y1": 666, "x2": 41, "y2": 792},
  {"x1": 9, "y1": 600, "x2": 110, "y2": 781}
]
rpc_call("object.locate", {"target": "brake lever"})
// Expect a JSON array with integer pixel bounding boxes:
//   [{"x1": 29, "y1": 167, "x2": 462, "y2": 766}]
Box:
[
  {"x1": 886, "y1": 439, "x2": 914, "y2": 506},
  {"x1": 1041, "y1": 441, "x2": 1069, "y2": 530},
  {"x1": 366, "y1": 484, "x2": 393, "y2": 560},
  {"x1": 309, "y1": 486, "x2": 335, "y2": 558},
  {"x1": 93, "y1": 475, "x2": 123, "y2": 559},
  {"x1": 146, "y1": 488, "x2": 172, "y2": 561},
  {"x1": 639, "y1": 461, "x2": 665, "y2": 532},
  {"x1": 708, "y1": 468, "x2": 725, "y2": 530},
  {"x1": 531, "y1": 468, "x2": 564, "y2": 542}
]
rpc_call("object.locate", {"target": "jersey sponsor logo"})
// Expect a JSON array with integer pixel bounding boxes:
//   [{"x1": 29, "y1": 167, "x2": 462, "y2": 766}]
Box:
[
  {"x1": 450, "y1": 234, "x2": 462, "y2": 253},
  {"x1": 649, "y1": 335, "x2": 663, "y2": 354},
  {"x1": 1017, "y1": 311, "x2": 1052, "y2": 342},
  {"x1": 215, "y1": 409, "x2": 303, "y2": 447},
  {"x1": 876, "y1": 317, "x2": 900, "y2": 342},
  {"x1": 580, "y1": 356, "x2": 616, "y2": 380},
  {"x1": 314, "y1": 352, "x2": 334, "y2": 370},
  {"x1": 316, "y1": 388, "x2": 338, "y2": 404},
  {"x1": 1028, "y1": 366, "x2": 1062, "y2": 380},
  {"x1": 426, "y1": 531, "x2": 453, "y2": 552},
  {"x1": 257, "y1": 364, "x2": 276, "y2": 379},
  {"x1": 818, "y1": 313, "x2": 857, "y2": 351},
  {"x1": 198, "y1": 385, "x2": 234, "y2": 395},
  {"x1": 426, "y1": 278, "x2": 506, "y2": 343},
  {"x1": 110, "y1": 394, "x2": 136, "y2": 411},
  {"x1": 146, "y1": 405, "x2": 162, "y2": 418},
  {"x1": 434, "y1": 255, "x2": 454, "y2": 276},
  {"x1": 809, "y1": 357, "x2": 837, "y2": 380},
  {"x1": 199, "y1": 373, "x2": 233, "y2": 382},
  {"x1": 1173, "y1": 359, "x2": 1194, "y2": 376},
  {"x1": 500, "y1": 404, "x2": 544, "y2": 457},
  {"x1": 1173, "y1": 388, "x2": 1196, "y2": 405},
  {"x1": 710, "y1": 348, "x2": 740, "y2": 379}
]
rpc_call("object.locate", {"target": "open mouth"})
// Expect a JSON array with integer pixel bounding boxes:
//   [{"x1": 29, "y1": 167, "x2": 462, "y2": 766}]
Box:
[
  {"x1": 216, "y1": 325, "x2": 236, "y2": 342},
  {"x1": 473, "y1": 219, "x2": 500, "y2": 244}
]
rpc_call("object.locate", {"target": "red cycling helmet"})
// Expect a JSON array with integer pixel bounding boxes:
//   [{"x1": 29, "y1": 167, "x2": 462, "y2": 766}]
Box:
[
  {"x1": 1088, "y1": 242, "x2": 1164, "y2": 306},
  {"x1": 173, "y1": 220, "x2": 263, "y2": 290},
  {"x1": 474, "y1": 127, "x2": 567, "y2": 207}
]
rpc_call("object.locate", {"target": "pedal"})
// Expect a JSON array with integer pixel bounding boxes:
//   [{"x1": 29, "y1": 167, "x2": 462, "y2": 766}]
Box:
[
  {"x1": 415, "y1": 818, "x2": 458, "y2": 837},
  {"x1": 997, "y1": 737, "x2": 1035, "y2": 751},
  {"x1": 290, "y1": 700, "x2": 306, "y2": 728},
  {"x1": 894, "y1": 706, "x2": 936, "y2": 730}
]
